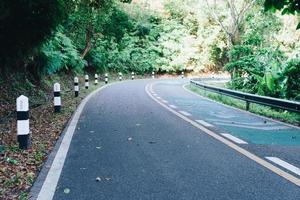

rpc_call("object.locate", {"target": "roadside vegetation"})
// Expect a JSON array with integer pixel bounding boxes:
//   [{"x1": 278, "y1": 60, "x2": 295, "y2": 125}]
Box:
[
  {"x1": 187, "y1": 84, "x2": 300, "y2": 126},
  {"x1": 0, "y1": 0, "x2": 300, "y2": 199}
]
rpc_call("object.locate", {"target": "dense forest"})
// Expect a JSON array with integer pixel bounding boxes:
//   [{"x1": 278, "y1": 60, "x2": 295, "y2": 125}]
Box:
[{"x1": 0, "y1": 0, "x2": 299, "y2": 100}]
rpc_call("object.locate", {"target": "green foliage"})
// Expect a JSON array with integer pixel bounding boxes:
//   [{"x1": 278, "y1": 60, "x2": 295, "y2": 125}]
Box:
[
  {"x1": 283, "y1": 59, "x2": 300, "y2": 100},
  {"x1": 224, "y1": 4, "x2": 300, "y2": 99},
  {"x1": 37, "y1": 27, "x2": 86, "y2": 75}
]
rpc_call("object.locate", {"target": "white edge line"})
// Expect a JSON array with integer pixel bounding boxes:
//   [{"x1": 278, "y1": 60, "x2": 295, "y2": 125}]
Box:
[
  {"x1": 182, "y1": 84, "x2": 300, "y2": 130},
  {"x1": 266, "y1": 157, "x2": 300, "y2": 176},
  {"x1": 146, "y1": 82, "x2": 300, "y2": 187},
  {"x1": 169, "y1": 105, "x2": 178, "y2": 109},
  {"x1": 36, "y1": 83, "x2": 113, "y2": 200},
  {"x1": 222, "y1": 133, "x2": 248, "y2": 144}
]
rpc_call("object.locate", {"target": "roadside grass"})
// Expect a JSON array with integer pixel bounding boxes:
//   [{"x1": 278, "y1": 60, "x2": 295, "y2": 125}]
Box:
[{"x1": 186, "y1": 84, "x2": 300, "y2": 126}]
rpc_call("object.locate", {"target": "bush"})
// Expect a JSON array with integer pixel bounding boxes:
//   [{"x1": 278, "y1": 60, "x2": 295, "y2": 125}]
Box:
[
  {"x1": 37, "y1": 27, "x2": 86, "y2": 75},
  {"x1": 284, "y1": 59, "x2": 300, "y2": 100}
]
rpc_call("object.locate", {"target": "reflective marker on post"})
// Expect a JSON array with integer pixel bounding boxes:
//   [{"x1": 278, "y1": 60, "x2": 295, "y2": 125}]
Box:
[
  {"x1": 131, "y1": 72, "x2": 135, "y2": 80},
  {"x1": 119, "y1": 72, "x2": 122, "y2": 81},
  {"x1": 152, "y1": 71, "x2": 155, "y2": 79},
  {"x1": 74, "y1": 77, "x2": 79, "y2": 97},
  {"x1": 105, "y1": 73, "x2": 108, "y2": 84},
  {"x1": 181, "y1": 71, "x2": 184, "y2": 79},
  {"x1": 53, "y1": 83, "x2": 61, "y2": 113},
  {"x1": 17, "y1": 95, "x2": 30, "y2": 150},
  {"x1": 95, "y1": 74, "x2": 98, "y2": 85},
  {"x1": 85, "y1": 75, "x2": 89, "y2": 89}
]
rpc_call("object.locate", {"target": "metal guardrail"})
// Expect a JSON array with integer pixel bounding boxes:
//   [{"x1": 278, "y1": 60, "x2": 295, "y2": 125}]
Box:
[{"x1": 190, "y1": 79, "x2": 300, "y2": 113}]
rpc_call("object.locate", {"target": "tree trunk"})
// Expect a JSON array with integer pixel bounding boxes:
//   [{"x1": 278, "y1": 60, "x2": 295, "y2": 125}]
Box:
[{"x1": 81, "y1": 26, "x2": 93, "y2": 59}]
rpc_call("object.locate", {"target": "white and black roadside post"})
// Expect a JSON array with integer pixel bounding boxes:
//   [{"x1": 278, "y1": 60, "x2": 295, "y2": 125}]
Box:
[
  {"x1": 17, "y1": 95, "x2": 30, "y2": 150},
  {"x1": 131, "y1": 72, "x2": 135, "y2": 80},
  {"x1": 181, "y1": 71, "x2": 184, "y2": 79},
  {"x1": 119, "y1": 72, "x2": 123, "y2": 81},
  {"x1": 53, "y1": 83, "x2": 61, "y2": 113},
  {"x1": 95, "y1": 74, "x2": 98, "y2": 85},
  {"x1": 152, "y1": 71, "x2": 155, "y2": 79},
  {"x1": 105, "y1": 73, "x2": 108, "y2": 84},
  {"x1": 85, "y1": 75, "x2": 89, "y2": 89},
  {"x1": 74, "y1": 77, "x2": 79, "y2": 97}
]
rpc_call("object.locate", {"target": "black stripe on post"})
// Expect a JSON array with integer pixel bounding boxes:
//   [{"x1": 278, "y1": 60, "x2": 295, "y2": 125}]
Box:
[
  {"x1": 54, "y1": 92, "x2": 60, "y2": 97},
  {"x1": 17, "y1": 111, "x2": 29, "y2": 120},
  {"x1": 74, "y1": 82, "x2": 79, "y2": 86},
  {"x1": 18, "y1": 135, "x2": 31, "y2": 150}
]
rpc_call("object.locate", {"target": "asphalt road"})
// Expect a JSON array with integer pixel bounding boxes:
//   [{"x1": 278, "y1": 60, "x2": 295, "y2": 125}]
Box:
[{"x1": 40, "y1": 79, "x2": 300, "y2": 200}]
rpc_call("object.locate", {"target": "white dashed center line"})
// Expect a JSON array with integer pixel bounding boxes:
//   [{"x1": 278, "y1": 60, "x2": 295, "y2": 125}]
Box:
[
  {"x1": 266, "y1": 157, "x2": 300, "y2": 176},
  {"x1": 169, "y1": 105, "x2": 177, "y2": 109},
  {"x1": 221, "y1": 133, "x2": 248, "y2": 144},
  {"x1": 179, "y1": 111, "x2": 192, "y2": 116},
  {"x1": 162, "y1": 100, "x2": 168, "y2": 103},
  {"x1": 195, "y1": 120, "x2": 214, "y2": 127}
]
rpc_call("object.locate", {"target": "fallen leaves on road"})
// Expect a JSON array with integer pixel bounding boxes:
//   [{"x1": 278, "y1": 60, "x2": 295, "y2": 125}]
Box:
[{"x1": 63, "y1": 188, "x2": 70, "y2": 194}]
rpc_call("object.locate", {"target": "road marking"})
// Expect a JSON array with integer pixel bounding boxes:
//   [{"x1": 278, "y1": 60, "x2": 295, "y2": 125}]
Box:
[
  {"x1": 146, "y1": 83, "x2": 300, "y2": 187},
  {"x1": 169, "y1": 105, "x2": 178, "y2": 109},
  {"x1": 196, "y1": 120, "x2": 214, "y2": 127},
  {"x1": 214, "y1": 122, "x2": 290, "y2": 130},
  {"x1": 179, "y1": 111, "x2": 192, "y2": 116},
  {"x1": 35, "y1": 84, "x2": 111, "y2": 200},
  {"x1": 266, "y1": 157, "x2": 300, "y2": 176},
  {"x1": 162, "y1": 100, "x2": 168, "y2": 103},
  {"x1": 222, "y1": 133, "x2": 248, "y2": 144},
  {"x1": 157, "y1": 96, "x2": 161, "y2": 99}
]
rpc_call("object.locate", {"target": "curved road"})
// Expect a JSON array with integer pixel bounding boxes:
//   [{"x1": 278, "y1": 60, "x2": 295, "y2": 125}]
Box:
[{"x1": 32, "y1": 79, "x2": 300, "y2": 200}]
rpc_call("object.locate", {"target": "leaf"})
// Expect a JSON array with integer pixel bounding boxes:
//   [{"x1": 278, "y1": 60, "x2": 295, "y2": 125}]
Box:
[
  {"x1": 265, "y1": 72, "x2": 275, "y2": 91},
  {"x1": 64, "y1": 188, "x2": 70, "y2": 194}
]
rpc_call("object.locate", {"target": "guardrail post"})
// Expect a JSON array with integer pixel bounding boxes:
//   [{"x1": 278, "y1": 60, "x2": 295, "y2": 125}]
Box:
[
  {"x1": 85, "y1": 75, "x2": 89, "y2": 89},
  {"x1": 131, "y1": 72, "x2": 135, "y2": 80},
  {"x1": 105, "y1": 73, "x2": 108, "y2": 84},
  {"x1": 53, "y1": 83, "x2": 61, "y2": 113},
  {"x1": 74, "y1": 77, "x2": 79, "y2": 97},
  {"x1": 95, "y1": 74, "x2": 98, "y2": 85},
  {"x1": 119, "y1": 72, "x2": 123, "y2": 81},
  {"x1": 246, "y1": 101, "x2": 250, "y2": 111},
  {"x1": 152, "y1": 71, "x2": 155, "y2": 79},
  {"x1": 181, "y1": 71, "x2": 184, "y2": 79},
  {"x1": 17, "y1": 95, "x2": 30, "y2": 150}
]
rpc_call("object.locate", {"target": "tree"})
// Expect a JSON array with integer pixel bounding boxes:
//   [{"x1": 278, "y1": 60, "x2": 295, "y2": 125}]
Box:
[
  {"x1": 65, "y1": 0, "x2": 132, "y2": 59},
  {"x1": 205, "y1": 0, "x2": 256, "y2": 46}
]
